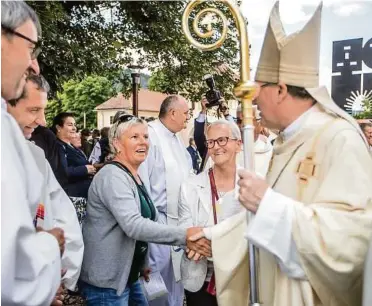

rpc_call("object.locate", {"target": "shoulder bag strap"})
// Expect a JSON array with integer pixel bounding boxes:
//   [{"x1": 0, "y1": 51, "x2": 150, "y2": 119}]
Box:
[
  {"x1": 208, "y1": 168, "x2": 219, "y2": 225},
  {"x1": 107, "y1": 161, "x2": 155, "y2": 212}
]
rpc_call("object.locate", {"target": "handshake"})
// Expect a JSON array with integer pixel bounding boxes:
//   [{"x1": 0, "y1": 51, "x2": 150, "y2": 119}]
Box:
[{"x1": 185, "y1": 227, "x2": 211, "y2": 261}]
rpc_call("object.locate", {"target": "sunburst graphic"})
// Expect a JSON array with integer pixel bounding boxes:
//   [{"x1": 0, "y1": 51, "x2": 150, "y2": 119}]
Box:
[{"x1": 344, "y1": 90, "x2": 372, "y2": 115}]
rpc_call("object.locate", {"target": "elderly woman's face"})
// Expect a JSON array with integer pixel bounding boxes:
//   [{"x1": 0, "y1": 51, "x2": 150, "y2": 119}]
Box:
[
  {"x1": 116, "y1": 123, "x2": 149, "y2": 166},
  {"x1": 70, "y1": 132, "x2": 82, "y2": 148},
  {"x1": 206, "y1": 124, "x2": 241, "y2": 166}
]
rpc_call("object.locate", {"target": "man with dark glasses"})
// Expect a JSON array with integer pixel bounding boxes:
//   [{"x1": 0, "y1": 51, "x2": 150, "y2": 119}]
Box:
[{"x1": 2, "y1": 2, "x2": 62, "y2": 305}]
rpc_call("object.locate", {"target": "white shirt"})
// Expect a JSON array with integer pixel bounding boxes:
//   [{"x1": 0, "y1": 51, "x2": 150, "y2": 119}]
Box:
[
  {"x1": 89, "y1": 141, "x2": 101, "y2": 164},
  {"x1": 139, "y1": 120, "x2": 192, "y2": 217},
  {"x1": 1, "y1": 99, "x2": 61, "y2": 305},
  {"x1": 139, "y1": 121, "x2": 172, "y2": 215},
  {"x1": 280, "y1": 107, "x2": 313, "y2": 142},
  {"x1": 244, "y1": 109, "x2": 317, "y2": 280}
]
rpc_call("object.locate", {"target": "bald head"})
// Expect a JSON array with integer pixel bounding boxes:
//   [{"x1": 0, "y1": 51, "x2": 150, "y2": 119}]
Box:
[
  {"x1": 159, "y1": 95, "x2": 190, "y2": 133},
  {"x1": 159, "y1": 95, "x2": 187, "y2": 119}
]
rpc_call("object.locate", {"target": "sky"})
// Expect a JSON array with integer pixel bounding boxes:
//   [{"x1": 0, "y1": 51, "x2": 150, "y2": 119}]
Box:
[{"x1": 239, "y1": 0, "x2": 372, "y2": 90}]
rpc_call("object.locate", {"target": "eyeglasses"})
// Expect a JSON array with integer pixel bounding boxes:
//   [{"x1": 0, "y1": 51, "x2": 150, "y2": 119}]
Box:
[
  {"x1": 205, "y1": 136, "x2": 237, "y2": 149},
  {"x1": 1, "y1": 25, "x2": 41, "y2": 59}
]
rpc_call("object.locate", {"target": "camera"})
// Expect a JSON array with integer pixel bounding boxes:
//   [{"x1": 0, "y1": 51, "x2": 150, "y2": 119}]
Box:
[{"x1": 203, "y1": 74, "x2": 223, "y2": 108}]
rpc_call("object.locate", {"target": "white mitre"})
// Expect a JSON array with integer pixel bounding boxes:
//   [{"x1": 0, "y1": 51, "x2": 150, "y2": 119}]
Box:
[
  {"x1": 255, "y1": 1, "x2": 322, "y2": 88},
  {"x1": 255, "y1": 1, "x2": 368, "y2": 147}
]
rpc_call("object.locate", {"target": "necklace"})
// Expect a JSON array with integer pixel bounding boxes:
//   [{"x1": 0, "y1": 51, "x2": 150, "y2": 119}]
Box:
[{"x1": 218, "y1": 191, "x2": 226, "y2": 198}]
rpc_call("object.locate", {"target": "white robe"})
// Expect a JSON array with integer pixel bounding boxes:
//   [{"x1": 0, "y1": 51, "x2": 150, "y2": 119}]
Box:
[
  {"x1": 363, "y1": 234, "x2": 372, "y2": 306},
  {"x1": 28, "y1": 142, "x2": 84, "y2": 290},
  {"x1": 1, "y1": 101, "x2": 61, "y2": 305},
  {"x1": 210, "y1": 99, "x2": 372, "y2": 306},
  {"x1": 139, "y1": 119, "x2": 192, "y2": 306}
]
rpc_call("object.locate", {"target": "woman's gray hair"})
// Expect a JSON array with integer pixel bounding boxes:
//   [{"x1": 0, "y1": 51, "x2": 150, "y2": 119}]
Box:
[
  {"x1": 108, "y1": 117, "x2": 147, "y2": 156},
  {"x1": 1, "y1": 1, "x2": 42, "y2": 37},
  {"x1": 206, "y1": 119, "x2": 242, "y2": 140}
]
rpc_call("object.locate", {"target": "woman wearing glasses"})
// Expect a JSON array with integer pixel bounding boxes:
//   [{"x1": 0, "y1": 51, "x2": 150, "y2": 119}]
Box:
[
  {"x1": 178, "y1": 120, "x2": 244, "y2": 306},
  {"x1": 80, "y1": 114, "x2": 210, "y2": 306}
]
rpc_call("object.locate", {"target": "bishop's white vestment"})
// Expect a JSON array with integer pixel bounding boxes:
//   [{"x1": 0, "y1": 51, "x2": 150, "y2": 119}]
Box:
[{"x1": 209, "y1": 100, "x2": 372, "y2": 306}]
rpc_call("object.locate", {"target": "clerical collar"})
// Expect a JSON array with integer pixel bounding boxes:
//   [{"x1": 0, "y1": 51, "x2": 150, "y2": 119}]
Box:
[
  {"x1": 158, "y1": 119, "x2": 176, "y2": 138},
  {"x1": 281, "y1": 106, "x2": 315, "y2": 142}
]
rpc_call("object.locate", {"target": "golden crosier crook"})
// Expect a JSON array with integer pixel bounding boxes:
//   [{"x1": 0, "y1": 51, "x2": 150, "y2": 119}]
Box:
[
  {"x1": 182, "y1": 1, "x2": 261, "y2": 305},
  {"x1": 181, "y1": 0, "x2": 256, "y2": 128}
]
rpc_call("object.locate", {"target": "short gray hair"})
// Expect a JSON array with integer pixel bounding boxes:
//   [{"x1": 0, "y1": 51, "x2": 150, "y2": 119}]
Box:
[
  {"x1": 360, "y1": 122, "x2": 372, "y2": 132},
  {"x1": 206, "y1": 119, "x2": 241, "y2": 140},
  {"x1": 1, "y1": 1, "x2": 42, "y2": 37},
  {"x1": 159, "y1": 95, "x2": 181, "y2": 118},
  {"x1": 109, "y1": 117, "x2": 147, "y2": 156}
]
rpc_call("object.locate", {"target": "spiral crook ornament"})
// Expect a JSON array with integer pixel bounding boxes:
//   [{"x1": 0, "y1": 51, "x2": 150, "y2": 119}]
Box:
[{"x1": 182, "y1": 3, "x2": 228, "y2": 51}]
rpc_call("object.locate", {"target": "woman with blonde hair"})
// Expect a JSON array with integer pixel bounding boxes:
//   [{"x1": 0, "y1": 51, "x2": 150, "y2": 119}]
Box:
[{"x1": 80, "y1": 114, "x2": 210, "y2": 306}]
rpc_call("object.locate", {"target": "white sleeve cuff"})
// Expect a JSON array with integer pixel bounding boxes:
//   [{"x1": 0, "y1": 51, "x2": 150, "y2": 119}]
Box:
[
  {"x1": 245, "y1": 188, "x2": 307, "y2": 280},
  {"x1": 196, "y1": 113, "x2": 206, "y2": 123},
  {"x1": 36, "y1": 231, "x2": 61, "y2": 263},
  {"x1": 203, "y1": 227, "x2": 212, "y2": 240}
]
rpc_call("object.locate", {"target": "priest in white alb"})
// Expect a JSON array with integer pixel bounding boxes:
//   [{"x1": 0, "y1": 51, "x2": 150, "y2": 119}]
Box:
[{"x1": 198, "y1": 2, "x2": 372, "y2": 306}]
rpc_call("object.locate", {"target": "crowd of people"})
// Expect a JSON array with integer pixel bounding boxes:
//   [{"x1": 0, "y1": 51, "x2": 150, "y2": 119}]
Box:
[{"x1": 2, "y1": 1, "x2": 372, "y2": 306}]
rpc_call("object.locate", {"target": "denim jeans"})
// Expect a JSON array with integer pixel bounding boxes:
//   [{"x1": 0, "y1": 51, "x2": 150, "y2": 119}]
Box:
[{"x1": 81, "y1": 280, "x2": 149, "y2": 306}]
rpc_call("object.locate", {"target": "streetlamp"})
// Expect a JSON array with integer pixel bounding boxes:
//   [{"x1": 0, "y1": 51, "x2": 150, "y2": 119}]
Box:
[{"x1": 128, "y1": 64, "x2": 144, "y2": 117}]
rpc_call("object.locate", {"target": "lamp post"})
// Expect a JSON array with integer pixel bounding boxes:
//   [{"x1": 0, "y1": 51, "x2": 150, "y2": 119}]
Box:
[{"x1": 128, "y1": 64, "x2": 144, "y2": 117}]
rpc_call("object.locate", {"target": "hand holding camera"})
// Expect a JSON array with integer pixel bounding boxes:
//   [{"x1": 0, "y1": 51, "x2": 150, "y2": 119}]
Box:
[
  {"x1": 200, "y1": 96, "x2": 208, "y2": 114},
  {"x1": 203, "y1": 74, "x2": 223, "y2": 109}
]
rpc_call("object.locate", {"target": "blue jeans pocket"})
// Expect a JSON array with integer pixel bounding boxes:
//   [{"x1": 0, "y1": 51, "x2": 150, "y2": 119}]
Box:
[{"x1": 80, "y1": 281, "x2": 148, "y2": 306}]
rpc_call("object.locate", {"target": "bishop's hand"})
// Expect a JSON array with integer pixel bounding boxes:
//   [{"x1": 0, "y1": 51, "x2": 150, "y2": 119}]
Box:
[{"x1": 238, "y1": 169, "x2": 269, "y2": 213}]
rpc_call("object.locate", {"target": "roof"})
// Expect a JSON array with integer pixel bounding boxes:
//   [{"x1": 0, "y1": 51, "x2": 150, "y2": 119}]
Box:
[{"x1": 95, "y1": 89, "x2": 169, "y2": 112}]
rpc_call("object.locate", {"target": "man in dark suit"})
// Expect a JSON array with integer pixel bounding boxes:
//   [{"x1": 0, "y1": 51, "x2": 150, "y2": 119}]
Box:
[
  {"x1": 186, "y1": 138, "x2": 201, "y2": 173},
  {"x1": 31, "y1": 125, "x2": 69, "y2": 189}
]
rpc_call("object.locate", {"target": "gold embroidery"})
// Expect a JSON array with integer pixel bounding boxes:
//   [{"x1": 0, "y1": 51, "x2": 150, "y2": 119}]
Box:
[
  {"x1": 296, "y1": 152, "x2": 317, "y2": 183},
  {"x1": 268, "y1": 154, "x2": 275, "y2": 173},
  {"x1": 296, "y1": 152, "x2": 317, "y2": 200}
]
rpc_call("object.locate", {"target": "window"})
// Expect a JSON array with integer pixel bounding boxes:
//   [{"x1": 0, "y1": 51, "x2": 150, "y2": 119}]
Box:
[{"x1": 109, "y1": 116, "x2": 114, "y2": 124}]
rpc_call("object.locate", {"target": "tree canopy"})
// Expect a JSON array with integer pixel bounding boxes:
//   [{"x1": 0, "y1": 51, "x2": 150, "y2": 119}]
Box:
[
  {"x1": 353, "y1": 97, "x2": 372, "y2": 119},
  {"x1": 46, "y1": 75, "x2": 113, "y2": 129},
  {"x1": 28, "y1": 1, "x2": 242, "y2": 102}
]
